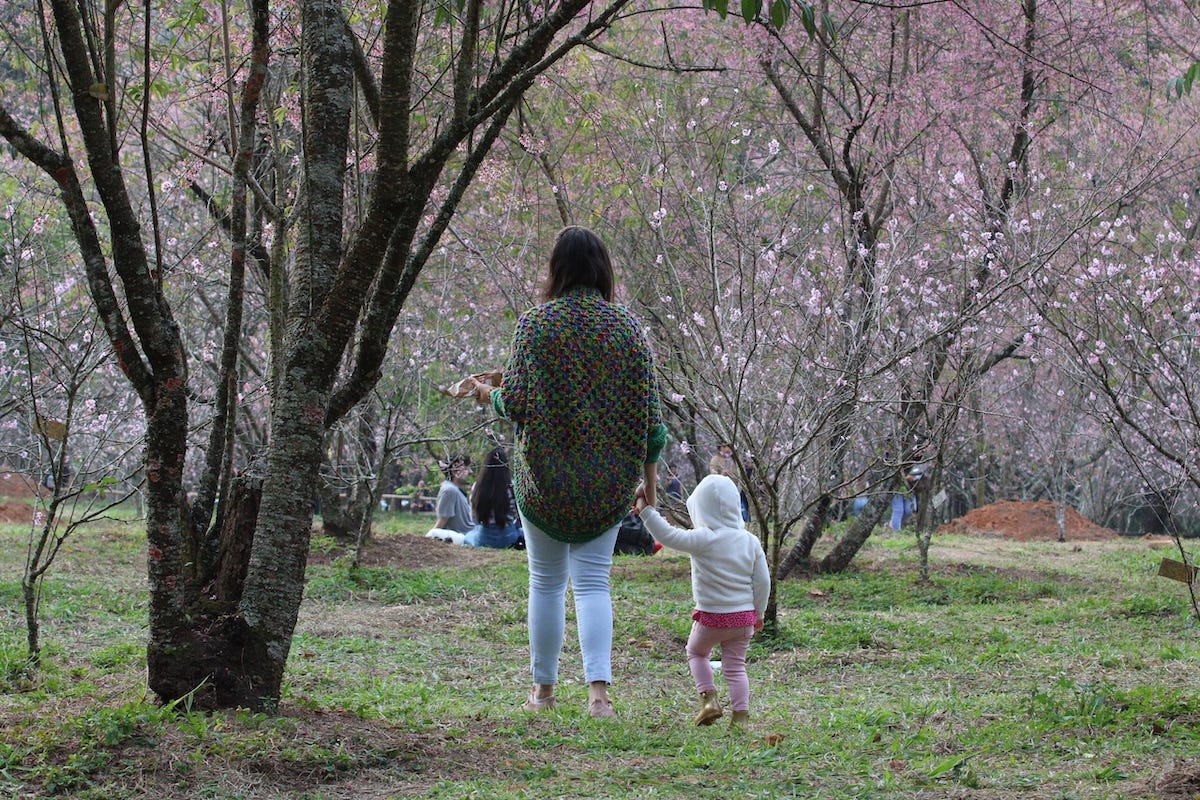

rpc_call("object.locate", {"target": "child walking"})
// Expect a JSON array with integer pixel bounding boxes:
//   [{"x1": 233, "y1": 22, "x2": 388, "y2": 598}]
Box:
[{"x1": 636, "y1": 474, "x2": 770, "y2": 726}]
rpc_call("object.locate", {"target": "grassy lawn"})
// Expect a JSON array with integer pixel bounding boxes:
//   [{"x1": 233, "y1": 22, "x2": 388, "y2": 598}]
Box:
[{"x1": 2, "y1": 506, "x2": 1200, "y2": 799}]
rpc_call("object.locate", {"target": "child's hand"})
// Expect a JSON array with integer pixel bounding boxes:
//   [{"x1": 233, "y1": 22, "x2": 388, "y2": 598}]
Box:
[
  {"x1": 754, "y1": 619, "x2": 764, "y2": 634},
  {"x1": 633, "y1": 481, "x2": 654, "y2": 512}
]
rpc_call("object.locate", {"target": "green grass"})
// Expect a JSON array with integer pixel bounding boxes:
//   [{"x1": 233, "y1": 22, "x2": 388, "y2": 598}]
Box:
[{"x1": 2, "y1": 517, "x2": 1199, "y2": 799}]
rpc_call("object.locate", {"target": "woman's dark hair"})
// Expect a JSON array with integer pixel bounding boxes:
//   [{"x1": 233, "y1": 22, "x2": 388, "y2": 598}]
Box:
[
  {"x1": 471, "y1": 446, "x2": 512, "y2": 525},
  {"x1": 542, "y1": 226, "x2": 615, "y2": 302}
]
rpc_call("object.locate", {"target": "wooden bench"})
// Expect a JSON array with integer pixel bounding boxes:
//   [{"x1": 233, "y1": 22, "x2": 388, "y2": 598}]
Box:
[{"x1": 379, "y1": 493, "x2": 436, "y2": 512}]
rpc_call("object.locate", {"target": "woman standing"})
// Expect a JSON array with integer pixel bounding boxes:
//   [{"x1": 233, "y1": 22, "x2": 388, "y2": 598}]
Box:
[{"x1": 470, "y1": 226, "x2": 667, "y2": 717}]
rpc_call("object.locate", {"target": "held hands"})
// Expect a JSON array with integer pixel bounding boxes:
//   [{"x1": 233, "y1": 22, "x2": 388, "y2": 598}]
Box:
[{"x1": 633, "y1": 480, "x2": 656, "y2": 514}]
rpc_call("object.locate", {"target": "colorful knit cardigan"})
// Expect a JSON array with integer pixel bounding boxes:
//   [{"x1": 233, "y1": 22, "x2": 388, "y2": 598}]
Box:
[{"x1": 492, "y1": 287, "x2": 668, "y2": 543}]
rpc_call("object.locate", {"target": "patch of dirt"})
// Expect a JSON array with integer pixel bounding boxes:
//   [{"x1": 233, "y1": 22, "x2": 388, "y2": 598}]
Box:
[
  {"x1": 309, "y1": 531, "x2": 514, "y2": 570},
  {"x1": 0, "y1": 467, "x2": 43, "y2": 499},
  {"x1": 1137, "y1": 761, "x2": 1200, "y2": 799},
  {"x1": 938, "y1": 499, "x2": 1120, "y2": 542},
  {"x1": 0, "y1": 501, "x2": 36, "y2": 524},
  {"x1": 12, "y1": 702, "x2": 502, "y2": 800}
]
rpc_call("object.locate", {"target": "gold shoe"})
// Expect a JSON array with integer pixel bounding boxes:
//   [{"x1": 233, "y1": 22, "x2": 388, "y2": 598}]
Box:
[
  {"x1": 524, "y1": 691, "x2": 555, "y2": 711},
  {"x1": 694, "y1": 690, "x2": 723, "y2": 726},
  {"x1": 730, "y1": 710, "x2": 751, "y2": 727}
]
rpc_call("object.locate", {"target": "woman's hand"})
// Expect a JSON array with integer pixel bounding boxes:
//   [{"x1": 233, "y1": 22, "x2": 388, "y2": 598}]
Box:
[{"x1": 468, "y1": 377, "x2": 496, "y2": 404}]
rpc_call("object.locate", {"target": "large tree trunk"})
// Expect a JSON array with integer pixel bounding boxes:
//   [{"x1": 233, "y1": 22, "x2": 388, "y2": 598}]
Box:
[
  {"x1": 144, "y1": 387, "x2": 228, "y2": 706},
  {"x1": 5, "y1": 0, "x2": 633, "y2": 712},
  {"x1": 235, "y1": 377, "x2": 330, "y2": 708}
]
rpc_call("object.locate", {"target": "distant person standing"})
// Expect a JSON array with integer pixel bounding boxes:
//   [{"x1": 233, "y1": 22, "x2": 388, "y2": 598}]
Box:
[
  {"x1": 666, "y1": 475, "x2": 683, "y2": 502},
  {"x1": 710, "y1": 443, "x2": 750, "y2": 522},
  {"x1": 467, "y1": 226, "x2": 667, "y2": 718},
  {"x1": 709, "y1": 443, "x2": 735, "y2": 478}
]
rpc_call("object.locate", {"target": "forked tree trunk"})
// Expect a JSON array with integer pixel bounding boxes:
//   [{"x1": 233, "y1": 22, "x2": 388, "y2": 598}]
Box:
[
  {"x1": 780, "y1": 493, "x2": 833, "y2": 574},
  {"x1": 146, "y1": 473, "x2": 263, "y2": 709},
  {"x1": 819, "y1": 493, "x2": 891, "y2": 573}
]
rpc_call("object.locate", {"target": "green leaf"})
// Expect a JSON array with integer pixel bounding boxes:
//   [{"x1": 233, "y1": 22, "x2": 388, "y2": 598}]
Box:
[
  {"x1": 799, "y1": 4, "x2": 816, "y2": 37},
  {"x1": 822, "y1": 11, "x2": 838, "y2": 42},
  {"x1": 929, "y1": 754, "x2": 968, "y2": 778},
  {"x1": 770, "y1": 0, "x2": 789, "y2": 29},
  {"x1": 701, "y1": 0, "x2": 827, "y2": 35},
  {"x1": 83, "y1": 476, "x2": 119, "y2": 495},
  {"x1": 1169, "y1": 61, "x2": 1200, "y2": 99}
]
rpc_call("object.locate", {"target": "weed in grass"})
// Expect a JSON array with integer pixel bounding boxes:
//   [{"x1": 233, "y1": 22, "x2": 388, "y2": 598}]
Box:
[
  {"x1": 89, "y1": 642, "x2": 144, "y2": 672},
  {"x1": 0, "y1": 642, "x2": 36, "y2": 692},
  {"x1": 926, "y1": 753, "x2": 982, "y2": 789},
  {"x1": 1021, "y1": 676, "x2": 1122, "y2": 730},
  {"x1": 1119, "y1": 593, "x2": 1180, "y2": 618},
  {"x1": 310, "y1": 534, "x2": 340, "y2": 555}
]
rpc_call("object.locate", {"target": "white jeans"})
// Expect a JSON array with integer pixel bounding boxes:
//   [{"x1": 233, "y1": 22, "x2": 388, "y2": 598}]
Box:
[{"x1": 521, "y1": 513, "x2": 619, "y2": 686}]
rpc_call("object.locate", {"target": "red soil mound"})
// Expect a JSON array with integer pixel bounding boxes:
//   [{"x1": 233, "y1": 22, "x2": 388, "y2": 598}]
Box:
[
  {"x1": 0, "y1": 502, "x2": 36, "y2": 524},
  {"x1": 0, "y1": 468, "x2": 43, "y2": 499},
  {"x1": 937, "y1": 499, "x2": 1119, "y2": 542}
]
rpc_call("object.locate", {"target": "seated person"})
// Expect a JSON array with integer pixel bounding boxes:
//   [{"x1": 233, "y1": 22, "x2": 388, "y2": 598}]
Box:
[
  {"x1": 464, "y1": 446, "x2": 523, "y2": 549},
  {"x1": 431, "y1": 453, "x2": 475, "y2": 536}
]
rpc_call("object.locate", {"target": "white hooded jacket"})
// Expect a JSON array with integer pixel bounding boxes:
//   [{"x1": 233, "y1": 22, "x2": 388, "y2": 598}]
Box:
[{"x1": 640, "y1": 474, "x2": 771, "y2": 619}]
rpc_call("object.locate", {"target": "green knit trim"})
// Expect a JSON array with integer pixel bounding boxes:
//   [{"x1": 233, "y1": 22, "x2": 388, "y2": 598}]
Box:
[
  {"x1": 516, "y1": 500, "x2": 624, "y2": 544},
  {"x1": 491, "y1": 386, "x2": 506, "y2": 418},
  {"x1": 646, "y1": 422, "x2": 668, "y2": 464}
]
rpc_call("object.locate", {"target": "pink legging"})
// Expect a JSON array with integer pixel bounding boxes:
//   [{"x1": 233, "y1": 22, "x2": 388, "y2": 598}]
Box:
[{"x1": 686, "y1": 621, "x2": 753, "y2": 712}]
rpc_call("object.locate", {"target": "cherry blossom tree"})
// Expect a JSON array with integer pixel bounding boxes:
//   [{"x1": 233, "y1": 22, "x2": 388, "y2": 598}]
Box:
[
  {"x1": 491, "y1": 1, "x2": 1200, "y2": 617},
  {"x1": 1, "y1": 0, "x2": 635, "y2": 710},
  {"x1": 0, "y1": 200, "x2": 142, "y2": 666}
]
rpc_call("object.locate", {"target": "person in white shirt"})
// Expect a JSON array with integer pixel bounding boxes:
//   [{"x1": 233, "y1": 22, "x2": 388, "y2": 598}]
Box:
[{"x1": 635, "y1": 474, "x2": 770, "y2": 727}]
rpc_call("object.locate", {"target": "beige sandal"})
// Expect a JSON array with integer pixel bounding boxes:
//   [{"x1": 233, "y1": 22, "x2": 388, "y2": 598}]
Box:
[
  {"x1": 524, "y1": 692, "x2": 556, "y2": 711},
  {"x1": 588, "y1": 698, "x2": 616, "y2": 718}
]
